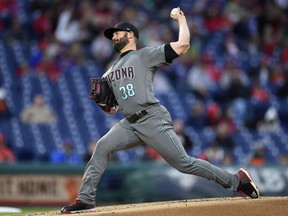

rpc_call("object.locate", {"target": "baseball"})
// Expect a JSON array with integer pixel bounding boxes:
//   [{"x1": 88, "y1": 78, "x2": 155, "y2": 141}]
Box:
[{"x1": 170, "y1": 7, "x2": 180, "y2": 18}]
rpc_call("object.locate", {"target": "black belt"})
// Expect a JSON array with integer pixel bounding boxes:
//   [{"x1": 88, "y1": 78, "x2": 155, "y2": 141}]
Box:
[{"x1": 126, "y1": 110, "x2": 148, "y2": 123}]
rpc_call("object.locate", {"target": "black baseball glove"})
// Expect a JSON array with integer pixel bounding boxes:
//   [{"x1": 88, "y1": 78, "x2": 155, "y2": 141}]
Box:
[{"x1": 89, "y1": 77, "x2": 118, "y2": 109}]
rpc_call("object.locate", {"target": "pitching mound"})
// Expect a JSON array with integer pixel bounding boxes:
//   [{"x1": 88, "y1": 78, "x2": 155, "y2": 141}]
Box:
[{"x1": 20, "y1": 197, "x2": 288, "y2": 216}]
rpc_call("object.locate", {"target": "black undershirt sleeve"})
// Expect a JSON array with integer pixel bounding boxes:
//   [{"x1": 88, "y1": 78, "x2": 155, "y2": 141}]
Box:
[{"x1": 164, "y1": 43, "x2": 179, "y2": 63}]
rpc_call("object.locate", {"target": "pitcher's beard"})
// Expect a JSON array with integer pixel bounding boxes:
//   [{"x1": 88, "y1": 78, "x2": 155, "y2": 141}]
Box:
[{"x1": 113, "y1": 33, "x2": 129, "y2": 53}]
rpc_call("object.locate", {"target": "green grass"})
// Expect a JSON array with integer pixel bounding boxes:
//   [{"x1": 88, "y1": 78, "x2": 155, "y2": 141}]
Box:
[{"x1": 0, "y1": 207, "x2": 59, "y2": 215}]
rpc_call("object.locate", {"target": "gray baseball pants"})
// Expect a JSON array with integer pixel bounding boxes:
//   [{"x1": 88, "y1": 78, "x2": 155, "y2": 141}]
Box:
[{"x1": 77, "y1": 104, "x2": 240, "y2": 204}]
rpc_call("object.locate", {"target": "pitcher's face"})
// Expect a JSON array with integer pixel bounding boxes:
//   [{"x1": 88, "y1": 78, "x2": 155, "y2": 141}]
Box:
[{"x1": 112, "y1": 31, "x2": 129, "y2": 53}]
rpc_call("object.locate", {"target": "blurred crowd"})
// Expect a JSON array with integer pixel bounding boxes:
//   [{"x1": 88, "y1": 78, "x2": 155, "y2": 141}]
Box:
[{"x1": 1, "y1": 0, "x2": 288, "y2": 166}]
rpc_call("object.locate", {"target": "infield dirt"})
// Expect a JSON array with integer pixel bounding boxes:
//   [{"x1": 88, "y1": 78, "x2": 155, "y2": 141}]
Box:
[{"x1": 17, "y1": 196, "x2": 288, "y2": 216}]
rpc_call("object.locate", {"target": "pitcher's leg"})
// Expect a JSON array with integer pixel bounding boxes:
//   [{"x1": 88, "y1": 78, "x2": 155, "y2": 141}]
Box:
[
  {"x1": 133, "y1": 108, "x2": 240, "y2": 191},
  {"x1": 77, "y1": 121, "x2": 142, "y2": 204},
  {"x1": 174, "y1": 152, "x2": 240, "y2": 190},
  {"x1": 151, "y1": 128, "x2": 239, "y2": 190}
]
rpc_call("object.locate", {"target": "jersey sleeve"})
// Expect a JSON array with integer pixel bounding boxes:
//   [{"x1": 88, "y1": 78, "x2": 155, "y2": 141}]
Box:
[{"x1": 140, "y1": 45, "x2": 167, "y2": 68}]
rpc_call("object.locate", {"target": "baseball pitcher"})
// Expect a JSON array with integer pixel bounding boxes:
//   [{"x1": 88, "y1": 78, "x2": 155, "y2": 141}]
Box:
[{"x1": 61, "y1": 7, "x2": 259, "y2": 214}]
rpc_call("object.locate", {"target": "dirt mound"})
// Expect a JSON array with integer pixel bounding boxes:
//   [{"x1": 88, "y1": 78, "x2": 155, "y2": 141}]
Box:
[{"x1": 19, "y1": 197, "x2": 288, "y2": 216}]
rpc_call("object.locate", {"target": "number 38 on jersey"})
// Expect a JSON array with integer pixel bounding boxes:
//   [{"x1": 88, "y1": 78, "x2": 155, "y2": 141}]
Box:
[{"x1": 119, "y1": 84, "x2": 135, "y2": 100}]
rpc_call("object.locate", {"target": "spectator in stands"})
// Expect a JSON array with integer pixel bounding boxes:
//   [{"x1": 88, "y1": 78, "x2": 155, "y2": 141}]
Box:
[
  {"x1": 0, "y1": 0, "x2": 17, "y2": 29},
  {"x1": 199, "y1": 144, "x2": 225, "y2": 166},
  {"x1": 173, "y1": 119, "x2": 193, "y2": 152},
  {"x1": 203, "y1": 104, "x2": 236, "y2": 134},
  {"x1": 257, "y1": 106, "x2": 280, "y2": 134},
  {"x1": 222, "y1": 153, "x2": 234, "y2": 165},
  {"x1": 203, "y1": 121, "x2": 235, "y2": 165},
  {"x1": 187, "y1": 54, "x2": 220, "y2": 100},
  {"x1": 212, "y1": 122, "x2": 235, "y2": 153},
  {"x1": 249, "y1": 80, "x2": 276, "y2": 129},
  {"x1": 251, "y1": 80, "x2": 270, "y2": 103},
  {"x1": 269, "y1": 63, "x2": 285, "y2": 87},
  {"x1": 90, "y1": 34, "x2": 113, "y2": 66},
  {"x1": 20, "y1": 94, "x2": 57, "y2": 124},
  {"x1": 206, "y1": 102, "x2": 222, "y2": 128},
  {"x1": 248, "y1": 58, "x2": 270, "y2": 87},
  {"x1": 0, "y1": 88, "x2": 12, "y2": 120},
  {"x1": 32, "y1": 8, "x2": 54, "y2": 40},
  {"x1": 276, "y1": 71, "x2": 288, "y2": 98},
  {"x1": 217, "y1": 108, "x2": 237, "y2": 134},
  {"x1": 26, "y1": 35, "x2": 66, "y2": 82},
  {"x1": 16, "y1": 61, "x2": 30, "y2": 76},
  {"x1": 250, "y1": 79, "x2": 271, "y2": 124},
  {"x1": 281, "y1": 43, "x2": 288, "y2": 66},
  {"x1": 0, "y1": 132, "x2": 16, "y2": 164},
  {"x1": 50, "y1": 139, "x2": 82, "y2": 164},
  {"x1": 36, "y1": 47, "x2": 61, "y2": 82},
  {"x1": 185, "y1": 100, "x2": 207, "y2": 130},
  {"x1": 4, "y1": 16, "x2": 29, "y2": 42},
  {"x1": 54, "y1": 3, "x2": 86, "y2": 45},
  {"x1": 261, "y1": 24, "x2": 279, "y2": 57},
  {"x1": 203, "y1": 1, "x2": 231, "y2": 32},
  {"x1": 223, "y1": 0, "x2": 246, "y2": 29},
  {"x1": 224, "y1": 34, "x2": 240, "y2": 58},
  {"x1": 221, "y1": 62, "x2": 250, "y2": 121},
  {"x1": 199, "y1": 120, "x2": 236, "y2": 166},
  {"x1": 279, "y1": 153, "x2": 288, "y2": 165},
  {"x1": 257, "y1": 1, "x2": 286, "y2": 55},
  {"x1": 249, "y1": 143, "x2": 266, "y2": 167}
]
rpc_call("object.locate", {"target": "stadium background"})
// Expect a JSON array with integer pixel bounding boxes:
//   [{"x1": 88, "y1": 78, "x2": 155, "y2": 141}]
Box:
[{"x1": 0, "y1": 0, "x2": 288, "y2": 208}]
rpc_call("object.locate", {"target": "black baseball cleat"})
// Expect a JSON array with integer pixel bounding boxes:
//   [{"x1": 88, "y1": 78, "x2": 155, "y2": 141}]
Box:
[
  {"x1": 61, "y1": 200, "x2": 96, "y2": 214},
  {"x1": 236, "y1": 168, "x2": 260, "y2": 199}
]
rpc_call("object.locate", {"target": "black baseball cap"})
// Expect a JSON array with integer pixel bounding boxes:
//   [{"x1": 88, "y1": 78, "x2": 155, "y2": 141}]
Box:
[{"x1": 104, "y1": 22, "x2": 139, "y2": 40}]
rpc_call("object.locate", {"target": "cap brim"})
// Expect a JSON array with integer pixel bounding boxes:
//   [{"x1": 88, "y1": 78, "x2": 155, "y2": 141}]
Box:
[{"x1": 104, "y1": 28, "x2": 122, "y2": 40}]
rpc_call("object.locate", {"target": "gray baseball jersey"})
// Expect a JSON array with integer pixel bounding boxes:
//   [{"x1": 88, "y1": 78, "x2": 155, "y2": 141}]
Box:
[
  {"x1": 77, "y1": 44, "x2": 240, "y2": 204},
  {"x1": 103, "y1": 45, "x2": 165, "y2": 116}
]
